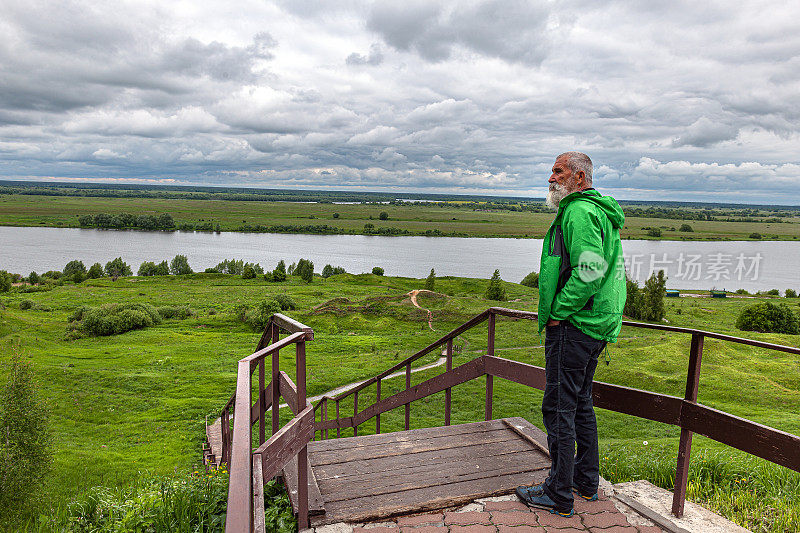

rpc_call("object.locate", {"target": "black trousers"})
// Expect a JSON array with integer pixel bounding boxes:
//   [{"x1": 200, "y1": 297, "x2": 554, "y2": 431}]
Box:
[{"x1": 541, "y1": 320, "x2": 606, "y2": 510}]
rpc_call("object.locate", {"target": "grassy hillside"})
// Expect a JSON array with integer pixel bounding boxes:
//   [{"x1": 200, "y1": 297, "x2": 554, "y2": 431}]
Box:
[
  {"x1": 0, "y1": 272, "x2": 799, "y2": 530},
  {"x1": 1, "y1": 193, "x2": 799, "y2": 240}
]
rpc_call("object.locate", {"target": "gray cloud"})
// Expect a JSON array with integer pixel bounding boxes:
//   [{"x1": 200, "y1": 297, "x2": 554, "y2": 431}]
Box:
[{"x1": 0, "y1": 0, "x2": 798, "y2": 204}]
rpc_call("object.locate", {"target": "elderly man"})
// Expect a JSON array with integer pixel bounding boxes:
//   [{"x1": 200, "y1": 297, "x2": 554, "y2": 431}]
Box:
[{"x1": 516, "y1": 152, "x2": 625, "y2": 517}]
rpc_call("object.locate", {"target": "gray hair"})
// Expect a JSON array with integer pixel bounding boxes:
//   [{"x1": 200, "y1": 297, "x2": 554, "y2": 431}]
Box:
[{"x1": 557, "y1": 151, "x2": 593, "y2": 185}]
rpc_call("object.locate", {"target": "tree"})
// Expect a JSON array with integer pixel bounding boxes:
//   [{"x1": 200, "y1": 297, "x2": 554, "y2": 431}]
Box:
[
  {"x1": 624, "y1": 271, "x2": 666, "y2": 321},
  {"x1": 157, "y1": 213, "x2": 176, "y2": 230},
  {"x1": 520, "y1": 271, "x2": 539, "y2": 288},
  {"x1": 0, "y1": 271, "x2": 10, "y2": 292},
  {"x1": 296, "y1": 259, "x2": 314, "y2": 283},
  {"x1": 379, "y1": 211, "x2": 389, "y2": 220},
  {"x1": 242, "y1": 264, "x2": 256, "y2": 279},
  {"x1": 104, "y1": 257, "x2": 132, "y2": 278},
  {"x1": 647, "y1": 228, "x2": 662, "y2": 237},
  {"x1": 364, "y1": 223, "x2": 374, "y2": 232},
  {"x1": 322, "y1": 264, "x2": 334, "y2": 278},
  {"x1": 0, "y1": 352, "x2": 53, "y2": 509},
  {"x1": 87, "y1": 263, "x2": 104, "y2": 279},
  {"x1": 154, "y1": 260, "x2": 170, "y2": 276},
  {"x1": 749, "y1": 232, "x2": 762, "y2": 239},
  {"x1": 28, "y1": 272, "x2": 39, "y2": 285},
  {"x1": 138, "y1": 261, "x2": 157, "y2": 276},
  {"x1": 485, "y1": 269, "x2": 506, "y2": 301},
  {"x1": 170, "y1": 255, "x2": 193, "y2": 275},
  {"x1": 272, "y1": 260, "x2": 287, "y2": 282},
  {"x1": 372, "y1": 266, "x2": 384, "y2": 276},
  {"x1": 642, "y1": 270, "x2": 667, "y2": 321},
  {"x1": 679, "y1": 224, "x2": 694, "y2": 232},
  {"x1": 425, "y1": 269, "x2": 435, "y2": 291},
  {"x1": 63, "y1": 260, "x2": 87, "y2": 282},
  {"x1": 787, "y1": 289, "x2": 798, "y2": 298}
]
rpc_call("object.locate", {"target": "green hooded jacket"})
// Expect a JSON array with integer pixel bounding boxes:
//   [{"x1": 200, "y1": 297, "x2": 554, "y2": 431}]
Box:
[{"x1": 538, "y1": 188, "x2": 626, "y2": 342}]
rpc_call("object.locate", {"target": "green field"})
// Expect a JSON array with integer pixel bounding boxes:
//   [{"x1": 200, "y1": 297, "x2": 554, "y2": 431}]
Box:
[
  {"x1": 1, "y1": 193, "x2": 800, "y2": 240},
  {"x1": 1, "y1": 272, "x2": 799, "y2": 531}
]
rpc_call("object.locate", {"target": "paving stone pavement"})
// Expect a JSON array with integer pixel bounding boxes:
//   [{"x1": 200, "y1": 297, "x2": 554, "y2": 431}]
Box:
[{"x1": 307, "y1": 491, "x2": 666, "y2": 533}]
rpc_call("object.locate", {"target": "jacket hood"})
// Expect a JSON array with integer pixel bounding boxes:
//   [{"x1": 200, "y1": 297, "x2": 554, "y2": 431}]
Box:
[{"x1": 559, "y1": 188, "x2": 625, "y2": 229}]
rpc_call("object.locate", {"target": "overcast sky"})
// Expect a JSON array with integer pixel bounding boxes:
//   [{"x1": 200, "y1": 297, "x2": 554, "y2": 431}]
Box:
[{"x1": 1, "y1": 1, "x2": 799, "y2": 204}]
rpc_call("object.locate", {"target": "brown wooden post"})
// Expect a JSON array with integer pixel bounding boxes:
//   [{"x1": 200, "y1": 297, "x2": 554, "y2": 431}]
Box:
[
  {"x1": 258, "y1": 358, "x2": 265, "y2": 445},
  {"x1": 296, "y1": 340, "x2": 309, "y2": 530},
  {"x1": 322, "y1": 397, "x2": 328, "y2": 440},
  {"x1": 353, "y1": 390, "x2": 359, "y2": 437},
  {"x1": 271, "y1": 324, "x2": 280, "y2": 435},
  {"x1": 672, "y1": 333, "x2": 704, "y2": 518},
  {"x1": 485, "y1": 313, "x2": 495, "y2": 421},
  {"x1": 405, "y1": 363, "x2": 411, "y2": 430},
  {"x1": 376, "y1": 379, "x2": 382, "y2": 434},
  {"x1": 336, "y1": 399, "x2": 341, "y2": 438},
  {"x1": 223, "y1": 408, "x2": 231, "y2": 465},
  {"x1": 445, "y1": 339, "x2": 453, "y2": 426}
]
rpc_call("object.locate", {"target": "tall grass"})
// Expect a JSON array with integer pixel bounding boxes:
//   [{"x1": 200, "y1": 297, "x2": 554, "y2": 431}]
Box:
[{"x1": 602, "y1": 443, "x2": 800, "y2": 532}]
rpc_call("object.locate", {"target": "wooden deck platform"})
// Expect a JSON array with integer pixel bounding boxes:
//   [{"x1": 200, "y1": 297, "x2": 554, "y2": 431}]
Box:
[{"x1": 283, "y1": 417, "x2": 551, "y2": 526}]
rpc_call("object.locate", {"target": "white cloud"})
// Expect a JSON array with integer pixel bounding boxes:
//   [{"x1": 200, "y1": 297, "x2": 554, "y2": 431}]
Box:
[{"x1": 0, "y1": 0, "x2": 798, "y2": 204}]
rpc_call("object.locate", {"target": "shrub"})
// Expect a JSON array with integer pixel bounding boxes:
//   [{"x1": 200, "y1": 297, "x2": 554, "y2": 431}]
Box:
[
  {"x1": 274, "y1": 294, "x2": 296, "y2": 311},
  {"x1": 372, "y1": 267, "x2": 384, "y2": 276},
  {"x1": 0, "y1": 271, "x2": 10, "y2": 292},
  {"x1": 787, "y1": 289, "x2": 798, "y2": 298},
  {"x1": 520, "y1": 271, "x2": 539, "y2": 288},
  {"x1": 735, "y1": 289, "x2": 750, "y2": 295},
  {"x1": 69, "y1": 303, "x2": 163, "y2": 337},
  {"x1": 647, "y1": 228, "x2": 662, "y2": 237},
  {"x1": 63, "y1": 260, "x2": 87, "y2": 282},
  {"x1": 204, "y1": 267, "x2": 220, "y2": 273},
  {"x1": 27, "y1": 271, "x2": 39, "y2": 285},
  {"x1": 332, "y1": 212, "x2": 340, "y2": 219},
  {"x1": 322, "y1": 264, "x2": 334, "y2": 278},
  {"x1": 736, "y1": 302, "x2": 799, "y2": 334},
  {"x1": 19, "y1": 300, "x2": 34, "y2": 310},
  {"x1": 679, "y1": 224, "x2": 694, "y2": 232},
  {"x1": 485, "y1": 269, "x2": 506, "y2": 301},
  {"x1": 139, "y1": 260, "x2": 169, "y2": 276},
  {"x1": 749, "y1": 232, "x2": 762, "y2": 239},
  {"x1": 765, "y1": 289, "x2": 780, "y2": 296},
  {"x1": 48, "y1": 469, "x2": 228, "y2": 532},
  {"x1": 104, "y1": 257, "x2": 132, "y2": 278},
  {"x1": 242, "y1": 264, "x2": 256, "y2": 279},
  {"x1": 157, "y1": 306, "x2": 195, "y2": 319},
  {"x1": 364, "y1": 223, "x2": 374, "y2": 232},
  {"x1": 138, "y1": 261, "x2": 157, "y2": 276},
  {"x1": 0, "y1": 352, "x2": 52, "y2": 511},
  {"x1": 42, "y1": 270, "x2": 62, "y2": 280},
  {"x1": 272, "y1": 260, "x2": 287, "y2": 282},
  {"x1": 425, "y1": 268, "x2": 436, "y2": 291},
  {"x1": 379, "y1": 211, "x2": 389, "y2": 220},
  {"x1": 87, "y1": 262, "x2": 104, "y2": 279},
  {"x1": 244, "y1": 299, "x2": 282, "y2": 330},
  {"x1": 170, "y1": 255, "x2": 193, "y2": 275}
]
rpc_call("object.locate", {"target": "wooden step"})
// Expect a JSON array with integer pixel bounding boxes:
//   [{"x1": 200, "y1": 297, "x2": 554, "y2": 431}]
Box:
[
  {"x1": 205, "y1": 417, "x2": 223, "y2": 468},
  {"x1": 282, "y1": 453, "x2": 326, "y2": 517}
]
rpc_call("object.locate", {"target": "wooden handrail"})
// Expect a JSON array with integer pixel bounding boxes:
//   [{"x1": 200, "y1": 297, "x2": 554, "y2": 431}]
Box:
[
  {"x1": 223, "y1": 315, "x2": 314, "y2": 533},
  {"x1": 222, "y1": 307, "x2": 800, "y2": 530}
]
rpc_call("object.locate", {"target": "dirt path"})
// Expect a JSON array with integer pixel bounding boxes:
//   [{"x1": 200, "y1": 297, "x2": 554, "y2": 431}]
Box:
[{"x1": 407, "y1": 289, "x2": 435, "y2": 330}]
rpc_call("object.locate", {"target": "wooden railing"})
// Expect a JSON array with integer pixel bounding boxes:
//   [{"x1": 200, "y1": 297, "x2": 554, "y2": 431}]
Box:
[
  {"x1": 221, "y1": 307, "x2": 800, "y2": 530},
  {"x1": 221, "y1": 314, "x2": 314, "y2": 533},
  {"x1": 313, "y1": 307, "x2": 800, "y2": 519}
]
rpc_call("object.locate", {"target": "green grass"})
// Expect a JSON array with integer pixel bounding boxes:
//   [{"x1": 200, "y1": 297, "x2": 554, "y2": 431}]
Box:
[
  {"x1": 1, "y1": 273, "x2": 799, "y2": 531},
  {"x1": 1, "y1": 193, "x2": 799, "y2": 240}
]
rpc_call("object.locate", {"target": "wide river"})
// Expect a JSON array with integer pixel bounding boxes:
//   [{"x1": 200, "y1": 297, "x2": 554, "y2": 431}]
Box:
[{"x1": 1, "y1": 226, "x2": 797, "y2": 292}]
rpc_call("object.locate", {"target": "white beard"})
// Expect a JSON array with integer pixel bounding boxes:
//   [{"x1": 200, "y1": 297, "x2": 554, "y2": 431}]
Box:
[{"x1": 545, "y1": 183, "x2": 570, "y2": 209}]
